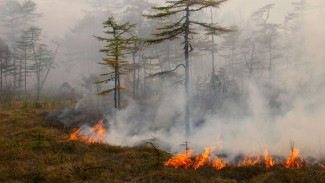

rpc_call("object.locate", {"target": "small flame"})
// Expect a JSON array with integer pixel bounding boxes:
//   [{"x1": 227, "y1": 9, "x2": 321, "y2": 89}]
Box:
[
  {"x1": 264, "y1": 145, "x2": 275, "y2": 169},
  {"x1": 165, "y1": 147, "x2": 228, "y2": 170},
  {"x1": 212, "y1": 158, "x2": 227, "y2": 170},
  {"x1": 164, "y1": 149, "x2": 194, "y2": 169},
  {"x1": 238, "y1": 155, "x2": 261, "y2": 167},
  {"x1": 68, "y1": 119, "x2": 107, "y2": 143},
  {"x1": 194, "y1": 147, "x2": 214, "y2": 170},
  {"x1": 283, "y1": 148, "x2": 304, "y2": 168},
  {"x1": 165, "y1": 146, "x2": 307, "y2": 170}
]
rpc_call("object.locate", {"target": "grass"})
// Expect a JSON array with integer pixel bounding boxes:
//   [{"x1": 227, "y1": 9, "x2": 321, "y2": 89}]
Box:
[{"x1": 1, "y1": 100, "x2": 325, "y2": 182}]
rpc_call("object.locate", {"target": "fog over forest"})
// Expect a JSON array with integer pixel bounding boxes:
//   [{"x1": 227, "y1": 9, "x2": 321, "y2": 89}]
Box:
[{"x1": 1, "y1": 0, "x2": 325, "y2": 160}]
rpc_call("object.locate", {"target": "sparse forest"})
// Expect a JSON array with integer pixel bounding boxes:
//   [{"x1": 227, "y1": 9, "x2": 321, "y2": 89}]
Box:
[{"x1": 2, "y1": 0, "x2": 325, "y2": 182}]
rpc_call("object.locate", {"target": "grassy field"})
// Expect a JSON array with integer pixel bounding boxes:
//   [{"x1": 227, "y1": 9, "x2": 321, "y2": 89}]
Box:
[{"x1": 1, "y1": 101, "x2": 325, "y2": 182}]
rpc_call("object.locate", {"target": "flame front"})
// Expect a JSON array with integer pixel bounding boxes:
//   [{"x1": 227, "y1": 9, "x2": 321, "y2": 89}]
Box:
[
  {"x1": 284, "y1": 148, "x2": 304, "y2": 168},
  {"x1": 194, "y1": 147, "x2": 214, "y2": 170},
  {"x1": 69, "y1": 119, "x2": 107, "y2": 143},
  {"x1": 212, "y1": 158, "x2": 227, "y2": 170},
  {"x1": 164, "y1": 149, "x2": 194, "y2": 169},
  {"x1": 165, "y1": 147, "x2": 227, "y2": 170},
  {"x1": 238, "y1": 155, "x2": 261, "y2": 167},
  {"x1": 264, "y1": 145, "x2": 275, "y2": 169},
  {"x1": 165, "y1": 146, "x2": 309, "y2": 170}
]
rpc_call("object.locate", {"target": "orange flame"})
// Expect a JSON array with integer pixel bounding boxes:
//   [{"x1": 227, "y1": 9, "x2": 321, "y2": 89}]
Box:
[
  {"x1": 283, "y1": 148, "x2": 304, "y2": 168},
  {"x1": 238, "y1": 154, "x2": 261, "y2": 167},
  {"x1": 264, "y1": 145, "x2": 275, "y2": 169},
  {"x1": 194, "y1": 147, "x2": 214, "y2": 170},
  {"x1": 164, "y1": 149, "x2": 194, "y2": 169},
  {"x1": 165, "y1": 146, "x2": 307, "y2": 170},
  {"x1": 69, "y1": 119, "x2": 107, "y2": 143},
  {"x1": 165, "y1": 147, "x2": 228, "y2": 170},
  {"x1": 212, "y1": 158, "x2": 227, "y2": 170}
]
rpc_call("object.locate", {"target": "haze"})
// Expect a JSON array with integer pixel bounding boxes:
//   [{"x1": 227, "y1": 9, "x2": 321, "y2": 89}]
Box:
[{"x1": 1, "y1": 0, "x2": 325, "y2": 158}]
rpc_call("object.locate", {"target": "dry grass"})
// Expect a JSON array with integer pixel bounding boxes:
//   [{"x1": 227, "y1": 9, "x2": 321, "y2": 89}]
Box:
[{"x1": 1, "y1": 100, "x2": 325, "y2": 182}]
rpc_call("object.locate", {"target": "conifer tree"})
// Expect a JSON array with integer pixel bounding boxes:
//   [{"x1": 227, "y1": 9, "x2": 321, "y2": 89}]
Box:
[
  {"x1": 252, "y1": 4, "x2": 282, "y2": 84},
  {"x1": 0, "y1": 0, "x2": 41, "y2": 90},
  {"x1": 16, "y1": 26, "x2": 41, "y2": 92},
  {"x1": 0, "y1": 39, "x2": 13, "y2": 92},
  {"x1": 94, "y1": 17, "x2": 136, "y2": 111},
  {"x1": 32, "y1": 43, "x2": 55, "y2": 102},
  {"x1": 145, "y1": 0, "x2": 233, "y2": 137}
]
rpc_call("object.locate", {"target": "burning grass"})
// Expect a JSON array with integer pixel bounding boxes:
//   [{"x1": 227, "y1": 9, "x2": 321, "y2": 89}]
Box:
[
  {"x1": 164, "y1": 146, "x2": 308, "y2": 171},
  {"x1": 1, "y1": 100, "x2": 325, "y2": 182},
  {"x1": 68, "y1": 119, "x2": 107, "y2": 143}
]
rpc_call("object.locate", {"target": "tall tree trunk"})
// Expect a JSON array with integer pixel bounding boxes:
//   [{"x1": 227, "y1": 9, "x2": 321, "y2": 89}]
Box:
[
  {"x1": 117, "y1": 67, "x2": 121, "y2": 110},
  {"x1": 40, "y1": 42, "x2": 60, "y2": 90},
  {"x1": 19, "y1": 57, "x2": 22, "y2": 89},
  {"x1": 31, "y1": 32, "x2": 40, "y2": 103},
  {"x1": 4, "y1": 56, "x2": 8, "y2": 91},
  {"x1": 24, "y1": 48, "x2": 27, "y2": 92},
  {"x1": 184, "y1": 5, "x2": 190, "y2": 138},
  {"x1": 143, "y1": 59, "x2": 147, "y2": 99},
  {"x1": 116, "y1": 46, "x2": 121, "y2": 110},
  {"x1": 0, "y1": 55, "x2": 2, "y2": 92},
  {"x1": 37, "y1": 51, "x2": 42, "y2": 102},
  {"x1": 210, "y1": 8, "x2": 216, "y2": 76},
  {"x1": 13, "y1": 49, "x2": 17, "y2": 90},
  {"x1": 167, "y1": 42, "x2": 171, "y2": 70},
  {"x1": 114, "y1": 67, "x2": 118, "y2": 110},
  {"x1": 113, "y1": 30, "x2": 118, "y2": 113},
  {"x1": 269, "y1": 39, "x2": 272, "y2": 83},
  {"x1": 137, "y1": 53, "x2": 141, "y2": 98},
  {"x1": 210, "y1": 8, "x2": 216, "y2": 94},
  {"x1": 132, "y1": 53, "x2": 136, "y2": 100}
]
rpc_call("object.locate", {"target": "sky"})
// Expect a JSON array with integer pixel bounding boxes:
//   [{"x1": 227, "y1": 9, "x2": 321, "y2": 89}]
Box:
[{"x1": 34, "y1": 0, "x2": 89, "y2": 38}]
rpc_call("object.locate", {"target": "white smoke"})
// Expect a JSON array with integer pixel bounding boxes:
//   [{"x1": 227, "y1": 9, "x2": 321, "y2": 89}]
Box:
[{"x1": 97, "y1": 1, "x2": 325, "y2": 159}]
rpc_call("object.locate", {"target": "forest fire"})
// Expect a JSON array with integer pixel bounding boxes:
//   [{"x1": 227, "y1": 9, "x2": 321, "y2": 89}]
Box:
[
  {"x1": 165, "y1": 146, "x2": 309, "y2": 170},
  {"x1": 68, "y1": 119, "x2": 107, "y2": 143}
]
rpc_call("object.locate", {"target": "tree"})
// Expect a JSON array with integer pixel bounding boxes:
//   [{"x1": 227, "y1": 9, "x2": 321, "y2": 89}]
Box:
[
  {"x1": 121, "y1": 0, "x2": 156, "y2": 100},
  {"x1": 16, "y1": 26, "x2": 41, "y2": 92},
  {"x1": 61, "y1": 14, "x2": 102, "y2": 77},
  {"x1": 145, "y1": 0, "x2": 233, "y2": 137},
  {"x1": 252, "y1": 4, "x2": 282, "y2": 85},
  {"x1": 20, "y1": 0, "x2": 41, "y2": 29},
  {"x1": 32, "y1": 43, "x2": 56, "y2": 102},
  {"x1": 94, "y1": 17, "x2": 136, "y2": 111},
  {"x1": 219, "y1": 25, "x2": 243, "y2": 95},
  {"x1": 129, "y1": 38, "x2": 143, "y2": 99},
  {"x1": 0, "y1": 0, "x2": 41, "y2": 90},
  {"x1": 0, "y1": 39, "x2": 13, "y2": 92},
  {"x1": 283, "y1": 0, "x2": 307, "y2": 80}
]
